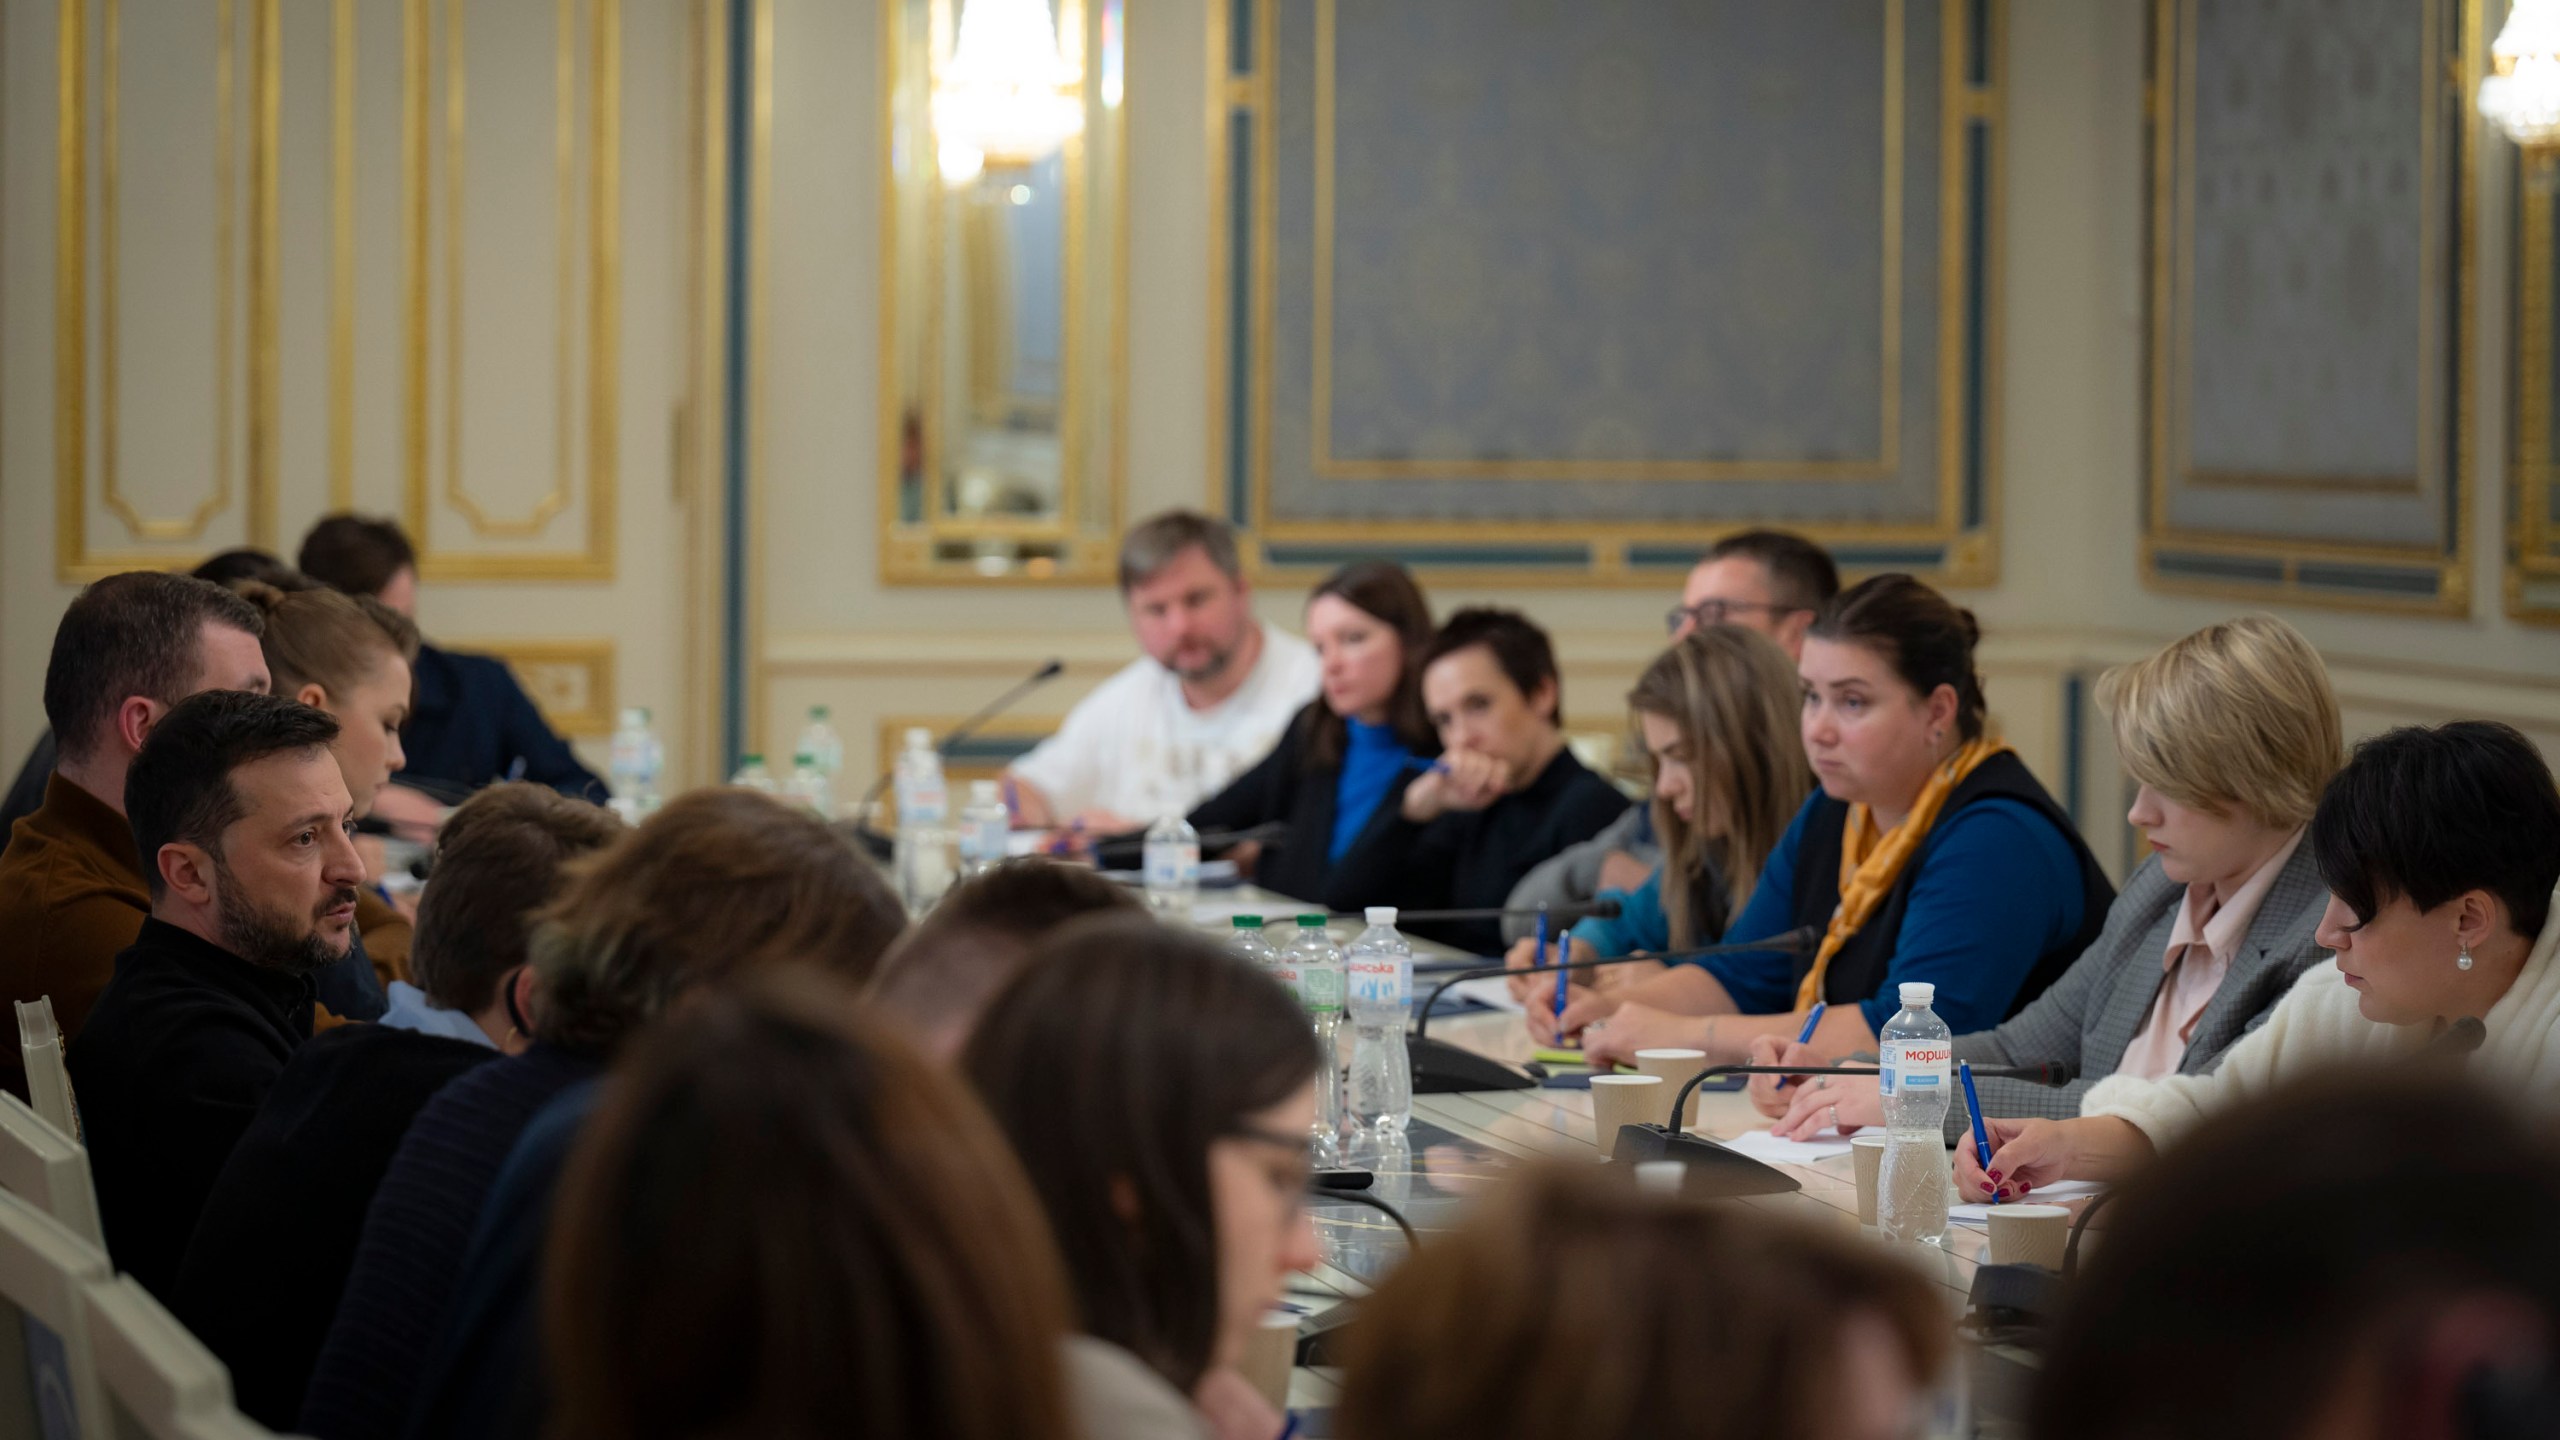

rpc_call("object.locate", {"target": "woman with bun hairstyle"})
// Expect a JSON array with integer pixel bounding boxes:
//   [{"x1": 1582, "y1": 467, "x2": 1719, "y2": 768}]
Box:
[{"x1": 1558, "y1": 575, "x2": 2115, "y2": 1069}]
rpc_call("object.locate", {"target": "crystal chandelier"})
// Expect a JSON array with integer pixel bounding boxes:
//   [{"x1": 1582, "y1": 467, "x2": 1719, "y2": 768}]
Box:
[
  {"x1": 2482, "y1": 0, "x2": 2560, "y2": 153},
  {"x1": 934, "y1": 0, "x2": 1084, "y2": 183}
]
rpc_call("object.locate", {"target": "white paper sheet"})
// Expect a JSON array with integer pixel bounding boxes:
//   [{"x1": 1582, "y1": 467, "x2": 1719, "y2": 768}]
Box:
[
  {"x1": 1437, "y1": 976, "x2": 1526, "y2": 1013},
  {"x1": 1948, "y1": 1178, "x2": 2105, "y2": 1226},
  {"x1": 1715, "y1": 1127, "x2": 1855, "y2": 1164}
]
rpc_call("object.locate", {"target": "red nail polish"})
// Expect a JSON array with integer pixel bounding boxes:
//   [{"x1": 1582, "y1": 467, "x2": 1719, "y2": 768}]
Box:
[
  {"x1": 1988, "y1": 1170, "x2": 2002, "y2": 1182},
  {"x1": 1980, "y1": 1182, "x2": 1995, "y2": 1195}
]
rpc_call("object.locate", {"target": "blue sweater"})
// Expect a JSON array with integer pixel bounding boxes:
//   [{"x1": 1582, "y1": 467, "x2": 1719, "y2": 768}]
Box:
[
  {"x1": 1330, "y1": 719, "x2": 1414, "y2": 861},
  {"x1": 1650, "y1": 793, "x2": 2089, "y2": 1035}
]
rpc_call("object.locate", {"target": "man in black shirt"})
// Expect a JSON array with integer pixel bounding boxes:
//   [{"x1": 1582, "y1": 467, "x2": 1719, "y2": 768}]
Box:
[{"x1": 70, "y1": 691, "x2": 362, "y2": 1298}]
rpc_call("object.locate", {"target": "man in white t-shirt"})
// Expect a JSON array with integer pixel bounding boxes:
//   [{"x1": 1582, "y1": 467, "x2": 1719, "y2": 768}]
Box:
[{"x1": 1009, "y1": 511, "x2": 1318, "y2": 832}]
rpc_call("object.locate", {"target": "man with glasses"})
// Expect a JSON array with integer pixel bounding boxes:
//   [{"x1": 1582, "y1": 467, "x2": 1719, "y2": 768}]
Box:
[
  {"x1": 1505, "y1": 529, "x2": 1841, "y2": 937},
  {"x1": 1664, "y1": 529, "x2": 1839, "y2": 660}
]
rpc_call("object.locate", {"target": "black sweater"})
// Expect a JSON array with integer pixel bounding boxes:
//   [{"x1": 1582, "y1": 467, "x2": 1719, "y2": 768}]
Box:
[
  {"x1": 173, "y1": 1024, "x2": 497, "y2": 1429},
  {"x1": 1322, "y1": 748, "x2": 1631, "y2": 956},
  {"x1": 68, "y1": 917, "x2": 314, "y2": 1299},
  {"x1": 1187, "y1": 704, "x2": 1431, "y2": 904}
]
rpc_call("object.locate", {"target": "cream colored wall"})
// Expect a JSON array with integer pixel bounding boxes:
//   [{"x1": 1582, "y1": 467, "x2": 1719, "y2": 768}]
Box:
[
  {"x1": 1, "y1": 0, "x2": 719, "y2": 789},
  {"x1": 756, "y1": 0, "x2": 2560, "y2": 877}
]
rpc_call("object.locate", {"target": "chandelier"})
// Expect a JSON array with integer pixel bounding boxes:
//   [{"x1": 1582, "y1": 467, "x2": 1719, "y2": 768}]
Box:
[
  {"x1": 934, "y1": 0, "x2": 1084, "y2": 184},
  {"x1": 2482, "y1": 0, "x2": 2560, "y2": 154}
]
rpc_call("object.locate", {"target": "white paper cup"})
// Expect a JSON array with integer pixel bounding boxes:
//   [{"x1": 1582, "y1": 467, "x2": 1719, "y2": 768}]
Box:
[
  {"x1": 1850, "y1": 1134, "x2": 1889, "y2": 1227},
  {"x1": 1986, "y1": 1203, "x2": 2073, "y2": 1270},
  {"x1": 1240, "y1": 1309, "x2": 1299, "y2": 1409}
]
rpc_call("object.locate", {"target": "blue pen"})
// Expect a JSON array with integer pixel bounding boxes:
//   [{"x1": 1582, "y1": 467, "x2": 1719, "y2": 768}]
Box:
[
  {"x1": 1776, "y1": 1001, "x2": 1827, "y2": 1089},
  {"x1": 1551, "y1": 931, "x2": 1572, "y2": 1043},
  {"x1": 1958, "y1": 1060, "x2": 1998, "y2": 1204}
]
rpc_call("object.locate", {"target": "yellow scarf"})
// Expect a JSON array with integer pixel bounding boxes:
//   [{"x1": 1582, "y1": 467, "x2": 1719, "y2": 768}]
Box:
[{"x1": 1793, "y1": 736, "x2": 2012, "y2": 1011}]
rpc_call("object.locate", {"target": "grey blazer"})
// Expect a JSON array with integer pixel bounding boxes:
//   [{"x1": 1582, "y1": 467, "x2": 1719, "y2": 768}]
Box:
[{"x1": 1942, "y1": 839, "x2": 2330, "y2": 1139}]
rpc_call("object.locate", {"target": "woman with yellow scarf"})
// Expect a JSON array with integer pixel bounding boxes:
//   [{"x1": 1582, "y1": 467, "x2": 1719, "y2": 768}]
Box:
[{"x1": 1558, "y1": 575, "x2": 2115, "y2": 1069}]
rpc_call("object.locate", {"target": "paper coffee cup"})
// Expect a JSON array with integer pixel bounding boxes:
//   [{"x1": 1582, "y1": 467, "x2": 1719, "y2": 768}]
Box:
[
  {"x1": 1986, "y1": 1203, "x2": 2072, "y2": 1270},
  {"x1": 1850, "y1": 1134, "x2": 1889, "y2": 1227},
  {"x1": 1240, "y1": 1309, "x2": 1299, "y2": 1409},
  {"x1": 1589, "y1": 1074, "x2": 1666, "y2": 1157},
  {"x1": 1631, "y1": 1047, "x2": 1709, "y2": 1129}
]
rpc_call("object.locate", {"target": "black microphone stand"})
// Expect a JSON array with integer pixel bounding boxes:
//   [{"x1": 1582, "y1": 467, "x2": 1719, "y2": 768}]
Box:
[{"x1": 846, "y1": 660, "x2": 1064, "y2": 860}]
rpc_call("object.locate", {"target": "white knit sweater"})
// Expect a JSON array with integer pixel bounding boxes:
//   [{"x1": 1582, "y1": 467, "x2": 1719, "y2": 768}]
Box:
[{"x1": 2082, "y1": 881, "x2": 2560, "y2": 1151}]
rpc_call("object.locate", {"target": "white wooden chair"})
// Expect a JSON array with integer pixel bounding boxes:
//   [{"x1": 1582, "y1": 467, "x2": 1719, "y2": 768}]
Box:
[
  {"x1": 79, "y1": 1278, "x2": 231, "y2": 1440},
  {"x1": 0, "y1": 1098, "x2": 102, "y2": 1254},
  {"x1": 0, "y1": 1186, "x2": 112, "y2": 1440},
  {"x1": 14, "y1": 1003, "x2": 76, "y2": 1143}
]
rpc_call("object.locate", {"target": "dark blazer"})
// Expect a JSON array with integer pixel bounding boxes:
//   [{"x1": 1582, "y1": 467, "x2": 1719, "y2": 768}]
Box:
[
  {"x1": 1187, "y1": 704, "x2": 1428, "y2": 904},
  {"x1": 1323, "y1": 747, "x2": 1631, "y2": 957},
  {"x1": 68, "y1": 918, "x2": 314, "y2": 1299},
  {"x1": 173, "y1": 1025, "x2": 496, "y2": 1429},
  {"x1": 396, "y1": 645, "x2": 603, "y2": 803},
  {"x1": 1947, "y1": 839, "x2": 2330, "y2": 1137}
]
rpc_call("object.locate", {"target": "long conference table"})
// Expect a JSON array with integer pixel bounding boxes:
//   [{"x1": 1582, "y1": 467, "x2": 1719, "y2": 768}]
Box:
[{"x1": 1184, "y1": 889, "x2": 2037, "y2": 1437}]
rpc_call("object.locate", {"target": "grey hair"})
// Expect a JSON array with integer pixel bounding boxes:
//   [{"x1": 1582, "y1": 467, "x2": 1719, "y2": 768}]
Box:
[{"x1": 1117, "y1": 511, "x2": 1242, "y2": 593}]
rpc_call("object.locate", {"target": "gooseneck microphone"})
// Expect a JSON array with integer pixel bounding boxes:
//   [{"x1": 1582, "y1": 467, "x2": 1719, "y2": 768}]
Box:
[
  {"x1": 1608, "y1": 1058, "x2": 2081, "y2": 1195},
  {"x1": 1383, "y1": 898, "x2": 1626, "y2": 927},
  {"x1": 1405, "y1": 927, "x2": 1820, "y2": 1094},
  {"x1": 849, "y1": 658, "x2": 1065, "y2": 858}
]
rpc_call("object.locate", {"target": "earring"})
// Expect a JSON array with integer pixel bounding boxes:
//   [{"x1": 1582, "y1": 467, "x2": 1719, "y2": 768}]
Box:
[{"x1": 2458, "y1": 944, "x2": 2474, "y2": 972}]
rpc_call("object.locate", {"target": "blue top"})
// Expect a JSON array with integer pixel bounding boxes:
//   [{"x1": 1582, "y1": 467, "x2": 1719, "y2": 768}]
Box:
[
  {"x1": 1572, "y1": 866, "x2": 1676, "y2": 958},
  {"x1": 1673, "y1": 792, "x2": 2090, "y2": 1035},
  {"x1": 1329, "y1": 718, "x2": 1415, "y2": 861},
  {"x1": 378, "y1": 981, "x2": 498, "y2": 1049}
]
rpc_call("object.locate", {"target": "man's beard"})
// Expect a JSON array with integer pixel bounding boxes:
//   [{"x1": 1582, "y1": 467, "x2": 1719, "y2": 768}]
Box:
[
  {"x1": 1170, "y1": 633, "x2": 1242, "y2": 686},
  {"x1": 213, "y1": 861, "x2": 357, "y2": 977}
]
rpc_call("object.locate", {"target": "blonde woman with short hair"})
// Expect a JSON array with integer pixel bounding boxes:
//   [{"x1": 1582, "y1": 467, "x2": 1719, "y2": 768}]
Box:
[{"x1": 1753, "y1": 614, "x2": 2341, "y2": 1150}]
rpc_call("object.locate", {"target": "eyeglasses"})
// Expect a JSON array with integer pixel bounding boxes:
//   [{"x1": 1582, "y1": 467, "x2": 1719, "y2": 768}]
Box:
[
  {"x1": 1226, "y1": 1121, "x2": 1317, "y2": 1219},
  {"x1": 1664, "y1": 598, "x2": 1799, "y2": 635}
]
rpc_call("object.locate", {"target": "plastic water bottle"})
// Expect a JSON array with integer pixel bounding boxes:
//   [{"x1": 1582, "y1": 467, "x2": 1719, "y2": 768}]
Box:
[
  {"x1": 1342, "y1": 907, "x2": 1413, "y2": 1142},
  {"x1": 796, "y1": 705, "x2": 846, "y2": 782},
  {"x1": 1226, "y1": 914, "x2": 1275, "y2": 971},
  {"x1": 784, "y1": 751, "x2": 834, "y2": 820},
  {"x1": 1876, "y1": 981, "x2": 1954, "y2": 1245},
  {"x1": 606, "y1": 707, "x2": 664, "y2": 820},
  {"x1": 1142, "y1": 814, "x2": 1201, "y2": 917},
  {"x1": 1282, "y1": 915, "x2": 1346, "y2": 1162},
  {"x1": 958, "y1": 780, "x2": 1010, "y2": 877},
  {"x1": 729, "y1": 754, "x2": 778, "y2": 794},
  {"x1": 892, "y1": 730, "x2": 953, "y2": 911}
]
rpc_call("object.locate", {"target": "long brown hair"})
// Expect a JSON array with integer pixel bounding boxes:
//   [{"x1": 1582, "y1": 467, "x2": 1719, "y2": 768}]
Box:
[
  {"x1": 1626, "y1": 629, "x2": 1812, "y2": 946},
  {"x1": 544, "y1": 969, "x2": 1076, "y2": 1440},
  {"x1": 961, "y1": 915, "x2": 1318, "y2": 1394},
  {"x1": 1303, "y1": 559, "x2": 1437, "y2": 769},
  {"x1": 527, "y1": 788, "x2": 904, "y2": 1056},
  {"x1": 1336, "y1": 1163, "x2": 1949, "y2": 1440}
]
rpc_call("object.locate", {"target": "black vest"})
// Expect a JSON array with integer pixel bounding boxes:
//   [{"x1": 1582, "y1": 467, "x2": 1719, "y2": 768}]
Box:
[{"x1": 1785, "y1": 751, "x2": 2114, "y2": 1018}]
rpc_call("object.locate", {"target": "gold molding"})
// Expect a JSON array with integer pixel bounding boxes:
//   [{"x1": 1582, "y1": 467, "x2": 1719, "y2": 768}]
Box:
[
  {"x1": 329, "y1": 0, "x2": 356, "y2": 508},
  {"x1": 55, "y1": 0, "x2": 280, "y2": 582},
  {"x1": 677, "y1": 0, "x2": 732, "y2": 788},
  {"x1": 748, "y1": 0, "x2": 772, "y2": 757},
  {"x1": 2141, "y1": 0, "x2": 2477, "y2": 614},
  {"x1": 1304, "y1": 0, "x2": 1905, "y2": 484},
  {"x1": 459, "y1": 638, "x2": 618, "y2": 737},
  {"x1": 2509, "y1": 152, "x2": 2560, "y2": 619},
  {"x1": 1212, "y1": 0, "x2": 2001, "y2": 583},
  {"x1": 401, "y1": 0, "x2": 619, "y2": 581}
]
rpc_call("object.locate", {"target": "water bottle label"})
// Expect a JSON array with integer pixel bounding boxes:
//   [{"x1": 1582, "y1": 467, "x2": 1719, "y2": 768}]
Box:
[
  {"x1": 1143, "y1": 843, "x2": 1200, "y2": 890},
  {"x1": 1271, "y1": 960, "x2": 1307, "y2": 1001},
  {"x1": 1302, "y1": 965, "x2": 1343, "y2": 1014},
  {"x1": 1878, "y1": 1039, "x2": 1951, "y2": 1097},
  {"x1": 1346, "y1": 958, "x2": 1403, "y2": 1007}
]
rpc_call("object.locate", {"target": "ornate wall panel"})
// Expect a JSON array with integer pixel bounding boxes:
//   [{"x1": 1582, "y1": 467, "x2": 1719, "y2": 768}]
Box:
[
  {"x1": 2142, "y1": 0, "x2": 2478, "y2": 613},
  {"x1": 54, "y1": 0, "x2": 282, "y2": 580},
  {"x1": 1209, "y1": 0, "x2": 2004, "y2": 586}
]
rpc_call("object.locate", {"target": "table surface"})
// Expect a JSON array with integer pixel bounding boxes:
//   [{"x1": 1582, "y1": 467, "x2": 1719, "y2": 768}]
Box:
[{"x1": 1194, "y1": 889, "x2": 2004, "y2": 1418}]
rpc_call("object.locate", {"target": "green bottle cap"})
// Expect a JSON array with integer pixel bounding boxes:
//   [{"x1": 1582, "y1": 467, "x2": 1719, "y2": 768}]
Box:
[
  {"x1": 1231, "y1": 915, "x2": 1263, "y2": 929},
  {"x1": 1296, "y1": 914, "x2": 1328, "y2": 928}
]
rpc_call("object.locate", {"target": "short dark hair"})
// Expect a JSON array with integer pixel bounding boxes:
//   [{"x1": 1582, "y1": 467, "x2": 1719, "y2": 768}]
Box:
[
  {"x1": 865, "y1": 859, "x2": 1139, "y2": 1042},
  {"x1": 1117, "y1": 510, "x2": 1242, "y2": 593},
  {"x1": 190, "y1": 548, "x2": 293, "y2": 588},
  {"x1": 44, "y1": 572, "x2": 266, "y2": 761},
  {"x1": 1421, "y1": 607, "x2": 1565, "y2": 727},
  {"x1": 1807, "y1": 573, "x2": 1987, "y2": 740},
  {"x1": 1703, "y1": 529, "x2": 1841, "y2": 614},
  {"x1": 296, "y1": 514, "x2": 418, "y2": 598},
  {"x1": 126, "y1": 691, "x2": 341, "y2": 899},
  {"x1": 411, "y1": 783, "x2": 626, "y2": 1013},
  {"x1": 2035, "y1": 1070, "x2": 2560, "y2": 1440},
  {"x1": 961, "y1": 915, "x2": 1318, "y2": 1394},
  {"x1": 2310, "y1": 720, "x2": 2560, "y2": 938},
  {"x1": 527, "y1": 789, "x2": 905, "y2": 1057}
]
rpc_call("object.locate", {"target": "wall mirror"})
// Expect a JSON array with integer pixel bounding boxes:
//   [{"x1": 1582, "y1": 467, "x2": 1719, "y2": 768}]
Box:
[{"x1": 880, "y1": 0, "x2": 1125, "y2": 583}]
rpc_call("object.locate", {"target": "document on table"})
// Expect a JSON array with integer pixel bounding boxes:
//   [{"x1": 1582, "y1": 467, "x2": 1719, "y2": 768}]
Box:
[
  {"x1": 1948, "y1": 1179, "x2": 2105, "y2": 1226},
  {"x1": 1437, "y1": 977, "x2": 1526, "y2": 1013},
  {"x1": 1717, "y1": 1127, "x2": 1855, "y2": 1164}
]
